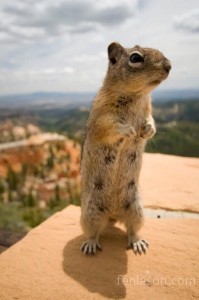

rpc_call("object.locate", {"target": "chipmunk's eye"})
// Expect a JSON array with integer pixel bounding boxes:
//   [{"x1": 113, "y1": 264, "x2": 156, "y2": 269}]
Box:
[{"x1": 129, "y1": 53, "x2": 144, "y2": 63}]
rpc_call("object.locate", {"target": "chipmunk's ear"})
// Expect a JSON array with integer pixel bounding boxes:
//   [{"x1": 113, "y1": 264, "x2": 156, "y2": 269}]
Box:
[{"x1": 108, "y1": 42, "x2": 124, "y2": 65}]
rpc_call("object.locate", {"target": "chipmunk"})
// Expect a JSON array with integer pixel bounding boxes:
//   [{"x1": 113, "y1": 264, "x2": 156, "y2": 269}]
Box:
[{"x1": 80, "y1": 42, "x2": 171, "y2": 255}]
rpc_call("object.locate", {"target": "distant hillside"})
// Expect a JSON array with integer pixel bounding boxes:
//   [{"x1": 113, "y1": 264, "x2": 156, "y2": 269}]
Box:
[
  {"x1": 36, "y1": 100, "x2": 199, "y2": 157},
  {"x1": 153, "y1": 100, "x2": 199, "y2": 123},
  {"x1": 0, "y1": 89, "x2": 198, "y2": 109},
  {"x1": 0, "y1": 92, "x2": 198, "y2": 157},
  {"x1": 0, "y1": 92, "x2": 94, "y2": 110},
  {"x1": 153, "y1": 89, "x2": 199, "y2": 102},
  {"x1": 37, "y1": 107, "x2": 90, "y2": 140}
]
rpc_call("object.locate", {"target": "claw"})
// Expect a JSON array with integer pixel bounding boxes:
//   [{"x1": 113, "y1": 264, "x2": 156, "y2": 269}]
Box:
[
  {"x1": 133, "y1": 243, "x2": 138, "y2": 254},
  {"x1": 97, "y1": 242, "x2": 102, "y2": 251},
  {"x1": 93, "y1": 243, "x2": 96, "y2": 254},
  {"x1": 140, "y1": 124, "x2": 156, "y2": 139},
  {"x1": 142, "y1": 240, "x2": 149, "y2": 247},
  {"x1": 128, "y1": 238, "x2": 149, "y2": 255},
  {"x1": 137, "y1": 242, "x2": 142, "y2": 255},
  {"x1": 81, "y1": 239, "x2": 102, "y2": 255},
  {"x1": 80, "y1": 241, "x2": 87, "y2": 251},
  {"x1": 140, "y1": 241, "x2": 147, "y2": 254}
]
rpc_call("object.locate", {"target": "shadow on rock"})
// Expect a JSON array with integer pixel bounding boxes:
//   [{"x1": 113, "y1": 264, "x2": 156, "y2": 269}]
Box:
[{"x1": 62, "y1": 226, "x2": 127, "y2": 299}]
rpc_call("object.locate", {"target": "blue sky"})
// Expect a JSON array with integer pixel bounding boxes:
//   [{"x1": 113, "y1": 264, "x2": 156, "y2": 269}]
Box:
[{"x1": 0, "y1": 0, "x2": 198, "y2": 95}]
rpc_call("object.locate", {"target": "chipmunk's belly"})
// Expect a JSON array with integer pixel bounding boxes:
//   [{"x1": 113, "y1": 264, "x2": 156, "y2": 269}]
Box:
[
  {"x1": 97, "y1": 139, "x2": 145, "y2": 212},
  {"x1": 81, "y1": 137, "x2": 145, "y2": 213}
]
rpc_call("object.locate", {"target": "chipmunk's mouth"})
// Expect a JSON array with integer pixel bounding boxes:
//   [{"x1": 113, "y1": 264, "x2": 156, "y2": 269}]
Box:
[
  {"x1": 149, "y1": 71, "x2": 169, "y2": 85},
  {"x1": 149, "y1": 80, "x2": 161, "y2": 86}
]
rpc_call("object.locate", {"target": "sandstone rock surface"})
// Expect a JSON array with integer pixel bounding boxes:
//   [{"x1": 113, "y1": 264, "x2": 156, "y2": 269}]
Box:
[{"x1": 0, "y1": 205, "x2": 198, "y2": 300}]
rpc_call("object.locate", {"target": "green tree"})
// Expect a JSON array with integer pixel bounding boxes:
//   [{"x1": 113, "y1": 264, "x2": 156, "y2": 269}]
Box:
[
  {"x1": 49, "y1": 184, "x2": 61, "y2": 209},
  {"x1": 21, "y1": 163, "x2": 28, "y2": 180},
  {"x1": 23, "y1": 208, "x2": 46, "y2": 228},
  {"x1": 46, "y1": 145, "x2": 55, "y2": 169},
  {"x1": 26, "y1": 189, "x2": 38, "y2": 207},
  {"x1": 0, "y1": 180, "x2": 5, "y2": 202},
  {"x1": 6, "y1": 167, "x2": 19, "y2": 191},
  {"x1": 8, "y1": 189, "x2": 13, "y2": 202},
  {"x1": 0, "y1": 180, "x2": 5, "y2": 194},
  {"x1": 55, "y1": 184, "x2": 61, "y2": 203}
]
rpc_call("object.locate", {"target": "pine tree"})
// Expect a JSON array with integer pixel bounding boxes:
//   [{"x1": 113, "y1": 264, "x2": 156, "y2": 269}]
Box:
[
  {"x1": 7, "y1": 167, "x2": 19, "y2": 191},
  {"x1": 46, "y1": 145, "x2": 55, "y2": 169}
]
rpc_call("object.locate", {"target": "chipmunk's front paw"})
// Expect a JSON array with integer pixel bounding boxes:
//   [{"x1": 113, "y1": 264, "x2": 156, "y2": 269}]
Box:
[
  {"x1": 81, "y1": 238, "x2": 102, "y2": 255},
  {"x1": 119, "y1": 124, "x2": 136, "y2": 138},
  {"x1": 127, "y1": 236, "x2": 149, "y2": 255},
  {"x1": 140, "y1": 124, "x2": 156, "y2": 139}
]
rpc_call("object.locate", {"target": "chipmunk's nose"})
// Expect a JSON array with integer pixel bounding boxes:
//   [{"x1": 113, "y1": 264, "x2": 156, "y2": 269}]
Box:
[{"x1": 163, "y1": 59, "x2": 172, "y2": 73}]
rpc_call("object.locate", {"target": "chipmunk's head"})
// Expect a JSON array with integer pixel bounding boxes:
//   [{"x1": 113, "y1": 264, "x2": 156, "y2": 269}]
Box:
[{"x1": 107, "y1": 42, "x2": 171, "y2": 94}]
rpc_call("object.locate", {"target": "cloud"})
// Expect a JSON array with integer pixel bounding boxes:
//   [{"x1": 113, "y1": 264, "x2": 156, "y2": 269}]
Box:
[
  {"x1": 173, "y1": 9, "x2": 199, "y2": 34},
  {"x1": 0, "y1": 0, "x2": 138, "y2": 43},
  {"x1": 1, "y1": 0, "x2": 199, "y2": 95},
  {"x1": 29, "y1": 67, "x2": 75, "y2": 75}
]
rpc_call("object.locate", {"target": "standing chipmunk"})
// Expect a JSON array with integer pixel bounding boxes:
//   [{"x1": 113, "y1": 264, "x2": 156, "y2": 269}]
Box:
[{"x1": 80, "y1": 42, "x2": 171, "y2": 255}]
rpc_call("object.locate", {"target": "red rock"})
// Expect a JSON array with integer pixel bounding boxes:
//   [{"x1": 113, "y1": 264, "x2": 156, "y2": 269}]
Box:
[
  {"x1": 0, "y1": 205, "x2": 198, "y2": 299},
  {"x1": 141, "y1": 153, "x2": 199, "y2": 212}
]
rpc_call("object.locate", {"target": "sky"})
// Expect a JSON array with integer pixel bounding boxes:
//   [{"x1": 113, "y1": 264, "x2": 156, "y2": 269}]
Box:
[{"x1": 0, "y1": 0, "x2": 199, "y2": 95}]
